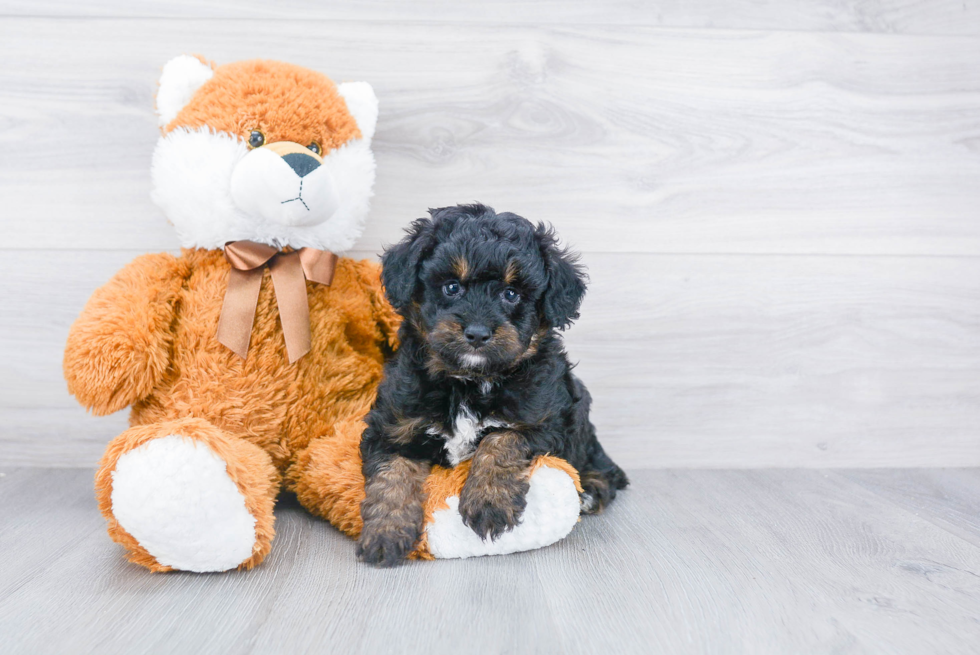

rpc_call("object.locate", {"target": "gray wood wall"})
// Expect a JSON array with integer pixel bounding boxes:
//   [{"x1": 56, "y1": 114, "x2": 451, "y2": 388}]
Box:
[{"x1": 2, "y1": 1, "x2": 979, "y2": 468}]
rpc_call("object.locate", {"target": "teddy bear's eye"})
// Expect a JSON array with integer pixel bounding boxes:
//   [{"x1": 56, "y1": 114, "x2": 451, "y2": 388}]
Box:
[
  {"x1": 248, "y1": 130, "x2": 265, "y2": 149},
  {"x1": 308, "y1": 142, "x2": 321, "y2": 155}
]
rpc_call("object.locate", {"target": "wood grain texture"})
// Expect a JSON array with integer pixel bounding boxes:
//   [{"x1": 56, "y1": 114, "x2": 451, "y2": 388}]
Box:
[
  {"x1": 3, "y1": 0, "x2": 979, "y2": 35},
  {"x1": 529, "y1": 467, "x2": 980, "y2": 654},
  {"x1": 2, "y1": 467, "x2": 980, "y2": 654},
  {"x1": 1, "y1": 408, "x2": 130, "y2": 467},
  {"x1": 836, "y1": 469, "x2": 980, "y2": 547},
  {"x1": 2, "y1": 20, "x2": 980, "y2": 254},
  {"x1": 3, "y1": 250, "x2": 978, "y2": 468},
  {"x1": 2, "y1": 6, "x2": 980, "y2": 468}
]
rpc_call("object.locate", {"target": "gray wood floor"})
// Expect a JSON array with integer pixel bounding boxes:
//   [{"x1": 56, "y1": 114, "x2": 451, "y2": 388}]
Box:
[{"x1": 3, "y1": 467, "x2": 980, "y2": 654}]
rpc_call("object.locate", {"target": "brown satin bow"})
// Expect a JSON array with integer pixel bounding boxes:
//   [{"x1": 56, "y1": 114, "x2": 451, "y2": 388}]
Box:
[{"x1": 216, "y1": 240, "x2": 338, "y2": 363}]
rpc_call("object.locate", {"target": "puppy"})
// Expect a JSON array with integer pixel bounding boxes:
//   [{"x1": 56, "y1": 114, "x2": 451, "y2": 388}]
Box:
[{"x1": 357, "y1": 204, "x2": 628, "y2": 566}]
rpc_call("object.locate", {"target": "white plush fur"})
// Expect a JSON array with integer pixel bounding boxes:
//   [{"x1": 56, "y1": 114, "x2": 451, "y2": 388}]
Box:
[
  {"x1": 150, "y1": 127, "x2": 375, "y2": 251},
  {"x1": 230, "y1": 148, "x2": 340, "y2": 228},
  {"x1": 337, "y1": 82, "x2": 378, "y2": 142},
  {"x1": 426, "y1": 466, "x2": 582, "y2": 559},
  {"x1": 156, "y1": 56, "x2": 213, "y2": 127},
  {"x1": 110, "y1": 435, "x2": 257, "y2": 573}
]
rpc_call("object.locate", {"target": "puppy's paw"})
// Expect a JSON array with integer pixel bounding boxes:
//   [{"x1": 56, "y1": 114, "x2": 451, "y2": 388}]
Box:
[
  {"x1": 458, "y1": 476, "x2": 529, "y2": 542},
  {"x1": 579, "y1": 466, "x2": 630, "y2": 515},
  {"x1": 356, "y1": 522, "x2": 420, "y2": 567}
]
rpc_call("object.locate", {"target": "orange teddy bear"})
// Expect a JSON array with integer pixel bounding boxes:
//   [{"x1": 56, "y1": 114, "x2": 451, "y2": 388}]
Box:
[{"x1": 63, "y1": 56, "x2": 584, "y2": 572}]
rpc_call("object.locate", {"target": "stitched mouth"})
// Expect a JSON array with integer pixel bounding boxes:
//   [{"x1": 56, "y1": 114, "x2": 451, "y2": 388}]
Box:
[{"x1": 280, "y1": 179, "x2": 310, "y2": 211}]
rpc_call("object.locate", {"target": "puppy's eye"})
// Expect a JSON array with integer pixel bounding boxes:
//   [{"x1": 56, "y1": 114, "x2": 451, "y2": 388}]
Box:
[
  {"x1": 443, "y1": 281, "x2": 463, "y2": 298},
  {"x1": 248, "y1": 130, "x2": 265, "y2": 149},
  {"x1": 501, "y1": 287, "x2": 521, "y2": 304},
  {"x1": 308, "y1": 142, "x2": 321, "y2": 155}
]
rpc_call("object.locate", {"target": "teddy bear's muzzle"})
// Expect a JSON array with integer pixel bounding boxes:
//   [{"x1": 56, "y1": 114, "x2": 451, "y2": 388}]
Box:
[{"x1": 229, "y1": 141, "x2": 340, "y2": 227}]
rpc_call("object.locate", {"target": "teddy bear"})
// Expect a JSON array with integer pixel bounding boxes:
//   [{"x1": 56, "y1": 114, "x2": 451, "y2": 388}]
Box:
[{"x1": 63, "y1": 55, "x2": 585, "y2": 573}]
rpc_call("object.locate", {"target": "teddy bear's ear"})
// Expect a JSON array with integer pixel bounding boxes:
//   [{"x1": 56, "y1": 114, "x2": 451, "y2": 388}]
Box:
[
  {"x1": 338, "y1": 82, "x2": 379, "y2": 142},
  {"x1": 156, "y1": 55, "x2": 215, "y2": 127}
]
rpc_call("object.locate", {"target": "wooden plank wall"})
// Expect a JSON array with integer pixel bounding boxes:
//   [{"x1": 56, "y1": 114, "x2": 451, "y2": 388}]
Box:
[{"x1": 1, "y1": 1, "x2": 979, "y2": 467}]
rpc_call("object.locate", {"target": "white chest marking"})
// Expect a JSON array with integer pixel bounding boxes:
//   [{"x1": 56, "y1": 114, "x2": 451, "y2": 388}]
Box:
[{"x1": 429, "y1": 404, "x2": 511, "y2": 465}]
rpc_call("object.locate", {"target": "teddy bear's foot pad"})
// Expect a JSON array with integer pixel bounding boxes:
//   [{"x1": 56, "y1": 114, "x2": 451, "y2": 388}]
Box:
[
  {"x1": 425, "y1": 465, "x2": 580, "y2": 559},
  {"x1": 110, "y1": 435, "x2": 258, "y2": 572}
]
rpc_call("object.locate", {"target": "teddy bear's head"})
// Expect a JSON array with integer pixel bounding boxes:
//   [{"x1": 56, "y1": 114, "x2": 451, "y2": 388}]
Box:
[{"x1": 151, "y1": 56, "x2": 378, "y2": 252}]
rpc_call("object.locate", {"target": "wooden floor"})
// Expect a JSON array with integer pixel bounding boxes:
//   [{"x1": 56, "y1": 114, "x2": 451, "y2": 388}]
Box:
[{"x1": 3, "y1": 467, "x2": 980, "y2": 654}]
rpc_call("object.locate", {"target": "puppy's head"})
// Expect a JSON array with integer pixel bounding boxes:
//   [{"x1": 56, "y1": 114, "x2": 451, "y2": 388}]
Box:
[{"x1": 382, "y1": 204, "x2": 587, "y2": 376}]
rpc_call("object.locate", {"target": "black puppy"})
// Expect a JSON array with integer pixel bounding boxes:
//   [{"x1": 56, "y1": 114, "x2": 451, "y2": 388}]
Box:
[{"x1": 357, "y1": 204, "x2": 628, "y2": 566}]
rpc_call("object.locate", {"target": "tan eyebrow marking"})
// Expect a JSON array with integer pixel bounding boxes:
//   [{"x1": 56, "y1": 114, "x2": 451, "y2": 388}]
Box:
[
  {"x1": 503, "y1": 259, "x2": 519, "y2": 285},
  {"x1": 452, "y1": 256, "x2": 470, "y2": 281}
]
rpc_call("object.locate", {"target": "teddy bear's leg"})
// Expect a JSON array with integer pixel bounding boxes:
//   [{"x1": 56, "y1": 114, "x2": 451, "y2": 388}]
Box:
[
  {"x1": 285, "y1": 419, "x2": 367, "y2": 540},
  {"x1": 418, "y1": 456, "x2": 584, "y2": 560},
  {"x1": 286, "y1": 422, "x2": 584, "y2": 561},
  {"x1": 95, "y1": 417, "x2": 280, "y2": 573}
]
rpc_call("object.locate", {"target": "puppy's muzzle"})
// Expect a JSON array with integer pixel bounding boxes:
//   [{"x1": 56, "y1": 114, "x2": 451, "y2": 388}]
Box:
[{"x1": 230, "y1": 141, "x2": 340, "y2": 227}]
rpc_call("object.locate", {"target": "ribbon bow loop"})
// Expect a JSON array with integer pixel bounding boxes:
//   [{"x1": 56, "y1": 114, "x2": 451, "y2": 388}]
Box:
[{"x1": 216, "y1": 240, "x2": 338, "y2": 363}]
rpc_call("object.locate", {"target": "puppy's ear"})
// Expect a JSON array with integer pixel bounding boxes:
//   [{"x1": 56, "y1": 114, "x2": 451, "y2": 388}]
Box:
[
  {"x1": 535, "y1": 223, "x2": 588, "y2": 330},
  {"x1": 381, "y1": 218, "x2": 437, "y2": 310}
]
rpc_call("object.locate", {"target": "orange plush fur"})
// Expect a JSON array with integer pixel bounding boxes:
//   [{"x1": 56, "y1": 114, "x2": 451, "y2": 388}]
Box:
[
  {"x1": 67, "y1": 250, "x2": 400, "y2": 568},
  {"x1": 164, "y1": 59, "x2": 362, "y2": 152},
  {"x1": 63, "y1": 58, "x2": 402, "y2": 570}
]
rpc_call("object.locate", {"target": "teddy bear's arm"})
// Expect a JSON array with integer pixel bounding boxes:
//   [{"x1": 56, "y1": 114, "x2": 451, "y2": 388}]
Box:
[
  {"x1": 64, "y1": 252, "x2": 185, "y2": 416},
  {"x1": 354, "y1": 259, "x2": 402, "y2": 354}
]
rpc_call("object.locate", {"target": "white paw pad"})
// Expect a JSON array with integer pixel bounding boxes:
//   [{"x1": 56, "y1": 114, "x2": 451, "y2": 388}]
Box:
[
  {"x1": 110, "y1": 435, "x2": 257, "y2": 572},
  {"x1": 425, "y1": 466, "x2": 581, "y2": 559}
]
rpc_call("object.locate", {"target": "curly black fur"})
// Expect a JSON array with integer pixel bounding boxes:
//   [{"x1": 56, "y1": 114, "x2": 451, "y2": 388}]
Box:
[{"x1": 357, "y1": 204, "x2": 628, "y2": 566}]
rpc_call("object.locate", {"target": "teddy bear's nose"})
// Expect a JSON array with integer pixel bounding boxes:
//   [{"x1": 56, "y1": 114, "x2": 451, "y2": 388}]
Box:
[{"x1": 282, "y1": 152, "x2": 321, "y2": 178}]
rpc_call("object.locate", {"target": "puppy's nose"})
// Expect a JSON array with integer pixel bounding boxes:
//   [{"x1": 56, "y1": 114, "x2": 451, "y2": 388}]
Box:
[
  {"x1": 282, "y1": 152, "x2": 321, "y2": 178},
  {"x1": 463, "y1": 324, "x2": 492, "y2": 348}
]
